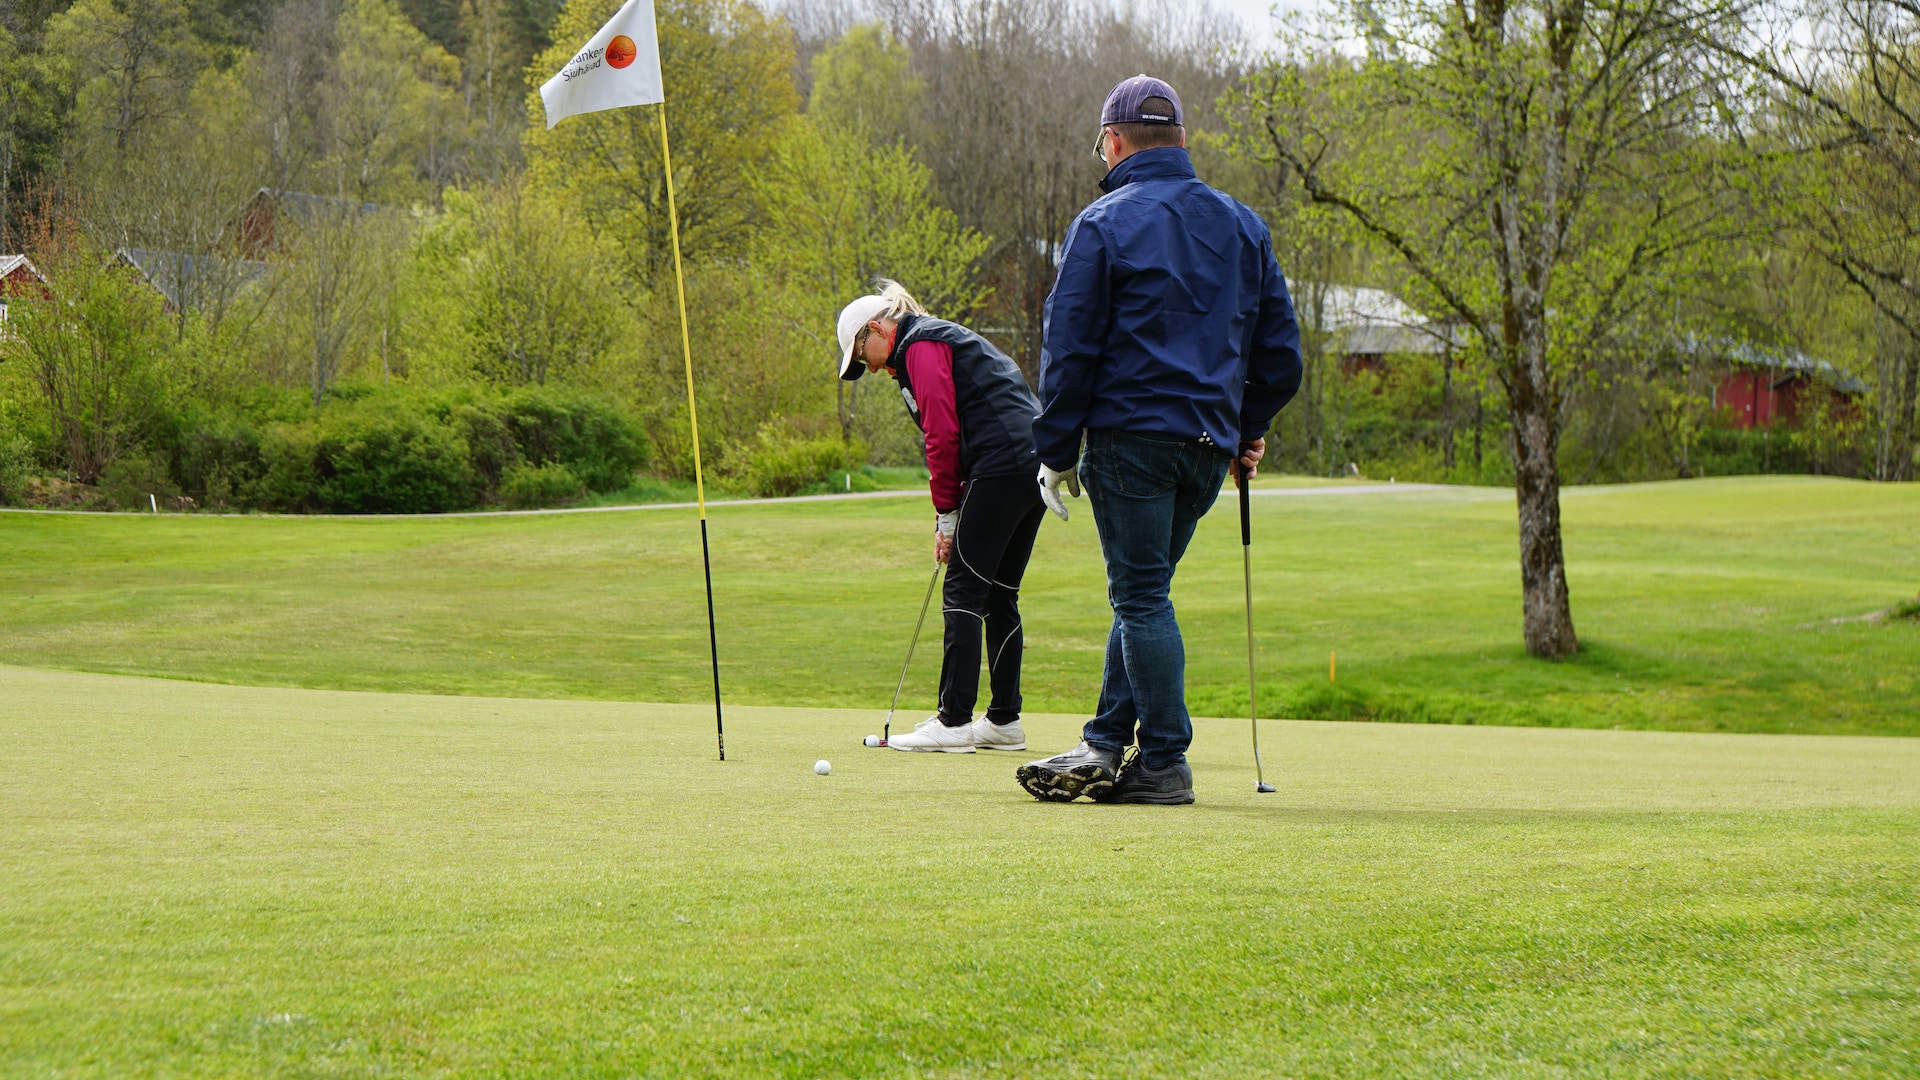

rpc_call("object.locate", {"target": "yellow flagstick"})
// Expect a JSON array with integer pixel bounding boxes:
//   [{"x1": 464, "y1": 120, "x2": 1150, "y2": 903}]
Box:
[{"x1": 659, "y1": 102, "x2": 725, "y2": 761}]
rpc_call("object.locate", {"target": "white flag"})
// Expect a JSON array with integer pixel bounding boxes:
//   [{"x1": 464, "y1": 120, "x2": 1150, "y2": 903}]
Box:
[{"x1": 539, "y1": 0, "x2": 664, "y2": 129}]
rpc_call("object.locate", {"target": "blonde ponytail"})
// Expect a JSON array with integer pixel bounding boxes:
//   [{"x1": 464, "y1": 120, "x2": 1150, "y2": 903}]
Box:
[{"x1": 873, "y1": 279, "x2": 929, "y2": 320}]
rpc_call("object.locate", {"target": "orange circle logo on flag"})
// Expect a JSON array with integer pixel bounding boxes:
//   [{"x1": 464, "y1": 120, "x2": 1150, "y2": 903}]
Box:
[{"x1": 606, "y1": 35, "x2": 637, "y2": 69}]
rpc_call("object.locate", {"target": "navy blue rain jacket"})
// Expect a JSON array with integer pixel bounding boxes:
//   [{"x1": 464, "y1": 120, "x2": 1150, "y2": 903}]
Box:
[{"x1": 1034, "y1": 147, "x2": 1304, "y2": 469}]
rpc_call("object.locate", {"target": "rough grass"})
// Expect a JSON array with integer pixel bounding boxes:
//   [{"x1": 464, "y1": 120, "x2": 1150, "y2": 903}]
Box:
[
  {"x1": 1, "y1": 665, "x2": 1916, "y2": 1077},
  {"x1": 1, "y1": 476, "x2": 1915, "y2": 735}
]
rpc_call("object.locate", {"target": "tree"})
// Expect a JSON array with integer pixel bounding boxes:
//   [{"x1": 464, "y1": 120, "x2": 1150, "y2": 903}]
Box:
[
  {"x1": 523, "y1": 0, "x2": 800, "y2": 281},
  {"x1": 1713, "y1": 0, "x2": 1920, "y2": 481},
  {"x1": 461, "y1": 184, "x2": 627, "y2": 385},
  {"x1": 43, "y1": 0, "x2": 208, "y2": 158},
  {"x1": 874, "y1": 0, "x2": 1244, "y2": 377},
  {"x1": 322, "y1": 0, "x2": 469, "y2": 203},
  {"x1": 751, "y1": 105, "x2": 990, "y2": 443},
  {"x1": 3, "y1": 252, "x2": 175, "y2": 483},
  {"x1": 275, "y1": 203, "x2": 399, "y2": 406},
  {"x1": 1241, "y1": 0, "x2": 1747, "y2": 657}
]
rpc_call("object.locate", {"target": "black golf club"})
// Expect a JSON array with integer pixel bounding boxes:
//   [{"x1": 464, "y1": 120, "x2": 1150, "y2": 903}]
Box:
[
  {"x1": 876, "y1": 562, "x2": 942, "y2": 747},
  {"x1": 1239, "y1": 461, "x2": 1275, "y2": 793}
]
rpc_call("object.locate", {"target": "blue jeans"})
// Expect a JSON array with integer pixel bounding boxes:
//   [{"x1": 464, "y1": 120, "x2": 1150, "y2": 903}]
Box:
[{"x1": 1078, "y1": 429, "x2": 1230, "y2": 768}]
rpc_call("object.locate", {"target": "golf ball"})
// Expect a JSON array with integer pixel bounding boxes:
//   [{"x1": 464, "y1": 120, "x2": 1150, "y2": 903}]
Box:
[
  {"x1": 814, "y1": 759, "x2": 831, "y2": 775},
  {"x1": 863, "y1": 734, "x2": 881, "y2": 747}
]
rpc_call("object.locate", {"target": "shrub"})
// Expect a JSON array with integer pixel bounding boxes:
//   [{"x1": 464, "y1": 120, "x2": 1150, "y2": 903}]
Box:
[
  {"x1": 501, "y1": 386, "x2": 651, "y2": 492},
  {"x1": 499, "y1": 461, "x2": 585, "y2": 508},
  {"x1": 0, "y1": 426, "x2": 34, "y2": 507},
  {"x1": 99, "y1": 454, "x2": 183, "y2": 511},
  {"x1": 729, "y1": 424, "x2": 869, "y2": 498},
  {"x1": 311, "y1": 409, "x2": 480, "y2": 514}
]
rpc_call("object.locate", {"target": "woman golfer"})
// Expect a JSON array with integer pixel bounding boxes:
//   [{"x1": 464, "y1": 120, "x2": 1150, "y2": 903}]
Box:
[{"x1": 836, "y1": 282, "x2": 1045, "y2": 753}]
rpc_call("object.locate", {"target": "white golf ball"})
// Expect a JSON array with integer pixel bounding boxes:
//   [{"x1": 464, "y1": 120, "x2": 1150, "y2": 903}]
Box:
[
  {"x1": 863, "y1": 734, "x2": 881, "y2": 747},
  {"x1": 814, "y1": 759, "x2": 831, "y2": 775}
]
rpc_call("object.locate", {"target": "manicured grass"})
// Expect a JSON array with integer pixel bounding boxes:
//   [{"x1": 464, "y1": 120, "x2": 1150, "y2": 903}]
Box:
[
  {"x1": 1, "y1": 665, "x2": 1914, "y2": 1077},
  {"x1": 1, "y1": 476, "x2": 1914, "y2": 735}
]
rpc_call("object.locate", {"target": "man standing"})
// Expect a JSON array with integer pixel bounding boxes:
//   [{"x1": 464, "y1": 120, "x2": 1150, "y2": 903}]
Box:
[{"x1": 1016, "y1": 75, "x2": 1303, "y2": 805}]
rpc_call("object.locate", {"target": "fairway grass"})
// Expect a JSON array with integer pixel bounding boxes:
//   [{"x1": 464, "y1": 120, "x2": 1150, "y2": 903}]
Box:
[
  {"x1": 2, "y1": 475, "x2": 1916, "y2": 735},
  {"x1": 2, "y1": 666, "x2": 1916, "y2": 1077}
]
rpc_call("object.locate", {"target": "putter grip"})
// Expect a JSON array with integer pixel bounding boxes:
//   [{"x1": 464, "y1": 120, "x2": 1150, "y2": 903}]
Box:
[{"x1": 1237, "y1": 464, "x2": 1251, "y2": 547}]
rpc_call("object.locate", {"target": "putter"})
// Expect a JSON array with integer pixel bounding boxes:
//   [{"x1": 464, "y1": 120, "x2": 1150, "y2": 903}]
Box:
[
  {"x1": 878, "y1": 563, "x2": 943, "y2": 747},
  {"x1": 1239, "y1": 464, "x2": 1275, "y2": 793}
]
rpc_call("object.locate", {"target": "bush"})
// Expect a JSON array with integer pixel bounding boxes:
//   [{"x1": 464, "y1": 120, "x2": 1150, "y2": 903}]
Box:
[
  {"x1": 250, "y1": 407, "x2": 478, "y2": 514},
  {"x1": 127, "y1": 383, "x2": 652, "y2": 513},
  {"x1": 501, "y1": 386, "x2": 651, "y2": 492},
  {"x1": 728, "y1": 424, "x2": 869, "y2": 498},
  {"x1": 311, "y1": 409, "x2": 479, "y2": 514},
  {"x1": 0, "y1": 426, "x2": 34, "y2": 507},
  {"x1": 99, "y1": 454, "x2": 183, "y2": 511},
  {"x1": 499, "y1": 461, "x2": 586, "y2": 508}
]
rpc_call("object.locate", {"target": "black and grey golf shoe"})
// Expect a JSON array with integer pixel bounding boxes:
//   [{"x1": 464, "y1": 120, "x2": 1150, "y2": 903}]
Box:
[
  {"x1": 1097, "y1": 752, "x2": 1195, "y2": 805},
  {"x1": 1016, "y1": 742, "x2": 1122, "y2": 802}
]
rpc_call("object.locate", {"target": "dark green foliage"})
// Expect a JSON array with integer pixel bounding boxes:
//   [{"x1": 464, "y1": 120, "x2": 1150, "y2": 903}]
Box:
[
  {"x1": 98, "y1": 454, "x2": 181, "y2": 510},
  {"x1": 498, "y1": 461, "x2": 583, "y2": 509},
  {"x1": 302, "y1": 408, "x2": 480, "y2": 515},
  {"x1": 143, "y1": 383, "x2": 649, "y2": 513},
  {"x1": 499, "y1": 386, "x2": 651, "y2": 493}
]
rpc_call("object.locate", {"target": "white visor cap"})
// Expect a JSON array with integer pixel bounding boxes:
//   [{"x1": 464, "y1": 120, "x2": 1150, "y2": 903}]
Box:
[{"x1": 836, "y1": 294, "x2": 893, "y2": 381}]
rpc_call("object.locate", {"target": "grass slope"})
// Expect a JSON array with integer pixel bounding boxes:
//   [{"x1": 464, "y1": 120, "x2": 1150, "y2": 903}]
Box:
[
  {"x1": 0, "y1": 476, "x2": 1916, "y2": 734},
  {"x1": 1, "y1": 666, "x2": 1915, "y2": 1077}
]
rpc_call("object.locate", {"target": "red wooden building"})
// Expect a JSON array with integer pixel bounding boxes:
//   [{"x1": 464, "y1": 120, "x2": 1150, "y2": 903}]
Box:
[
  {"x1": 1714, "y1": 345, "x2": 1865, "y2": 430},
  {"x1": 0, "y1": 254, "x2": 50, "y2": 335}
]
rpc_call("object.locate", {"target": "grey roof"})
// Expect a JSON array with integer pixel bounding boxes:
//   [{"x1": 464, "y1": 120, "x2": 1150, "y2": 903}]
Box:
[
  {"x1": 1682, "y1": 334, "x2": 1868, "y2": 395},
  {"x1": 1304, "y1": 283, "x2": 1462, "y2": 355},
  {"x1": 115, "y1": 248, "x2": 269, "y2": 311}
]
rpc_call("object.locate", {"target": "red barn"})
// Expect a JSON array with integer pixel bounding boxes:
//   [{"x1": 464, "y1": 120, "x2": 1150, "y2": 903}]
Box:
[
  {"x1": 1714, "y1": 344, "x2": 1865, "y2": 430},
  {"x1": 0, "y1": 254, "x2": 50, "y2": 336}
]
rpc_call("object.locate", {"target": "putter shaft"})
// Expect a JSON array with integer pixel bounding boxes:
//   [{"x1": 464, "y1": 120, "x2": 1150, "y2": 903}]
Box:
[{"x1": 885, "y1": 564, "x2": 942, "y2": 742}]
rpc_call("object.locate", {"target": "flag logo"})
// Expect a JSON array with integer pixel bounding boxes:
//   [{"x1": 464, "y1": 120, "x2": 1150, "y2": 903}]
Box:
[
  {"x1": 607, "y1": 35, "x2": 636, "y2": 69},
  {"x1": 538, "y1": 0, "x2": 664, "y2": 128}
]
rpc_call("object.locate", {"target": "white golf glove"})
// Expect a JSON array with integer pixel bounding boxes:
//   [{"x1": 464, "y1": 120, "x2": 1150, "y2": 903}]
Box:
[
  {"x1": 1037, "y1": 463, "x2": 1081, "y2": 522},
  {"x1": 935, "y1": 511, "x2": 958, "y2": 538}
]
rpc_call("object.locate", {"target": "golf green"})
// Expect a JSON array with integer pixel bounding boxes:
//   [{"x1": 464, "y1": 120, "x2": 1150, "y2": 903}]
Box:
[{"x1": 2, "y1": 666, "x2": 1915, "y2": 1076}]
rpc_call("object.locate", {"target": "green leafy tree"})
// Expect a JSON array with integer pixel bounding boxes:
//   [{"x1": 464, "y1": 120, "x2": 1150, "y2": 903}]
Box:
[
  {"x1": 323, "y1": 0, "x2": 469, "y2": 203},
  {"x1": 1239, "y1": 0, "x2": 1748, "y2": 658},
  {"x1": 43, "y1": 0, "x2": 207, "y2": 158},
  {"x1": 3, "y1": 252, "x2": 176, "y2": 483},
  {"x1": 460, "y1": 185, "x2": 629, "y2": 385},
  {"x1": 751, "y1": 113, "x2": 988, "y2": 444}
]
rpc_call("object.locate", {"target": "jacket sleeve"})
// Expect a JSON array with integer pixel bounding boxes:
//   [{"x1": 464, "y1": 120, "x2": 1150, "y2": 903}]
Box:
[
  {"x1": 904, "y1": 340, "x2": 964, "y2": 513},
  {"x1": 1034, "y1": 214, "x2": 1110, "y2": 470},
  {"x1": 1239, "y1": 231, "x2": 1304, "y2": 444}
]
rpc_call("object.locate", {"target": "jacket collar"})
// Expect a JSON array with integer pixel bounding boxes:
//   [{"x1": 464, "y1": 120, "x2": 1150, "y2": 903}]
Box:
[
  {"x1": 1099, "y1": 146, "x2": 1195, "y2": 194},
  {"x1": 884, "y1": 313, "x2": 922, "y2": 378}
]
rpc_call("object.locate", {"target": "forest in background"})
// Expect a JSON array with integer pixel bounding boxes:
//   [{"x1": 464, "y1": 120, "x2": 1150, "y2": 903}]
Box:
[{"x1": 0, "y1": 0, "x2": 1915, "y2": 520}]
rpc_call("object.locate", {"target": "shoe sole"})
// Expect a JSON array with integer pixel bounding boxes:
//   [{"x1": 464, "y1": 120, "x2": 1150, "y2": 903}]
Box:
[
  {"x1": 889, "y1": 743, "x2": 976, "y2": 753},
  {"x1": 1016, "y1": 762, "x2": 1115, "y2": 802},
  {"x1": 1106, "y1": 789, "x2": 1195, "y2": 805},
  {"x1": 976, "y1": 741, "x2": 1027, "y2": 751}
]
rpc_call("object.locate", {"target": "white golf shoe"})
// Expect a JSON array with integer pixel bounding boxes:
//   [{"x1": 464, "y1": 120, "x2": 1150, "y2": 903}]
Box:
[
  {"x1": 888, "y1": 716, "x2": 978, "y2": 753},
  {"x1": 970, "y1": 717, "x2": 1027, "y2": 751}
]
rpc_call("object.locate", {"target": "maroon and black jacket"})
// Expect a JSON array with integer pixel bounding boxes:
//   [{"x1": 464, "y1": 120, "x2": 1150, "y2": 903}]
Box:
[{"x1": 884, "y1": 315, "x2": 1039, "y2": 513}]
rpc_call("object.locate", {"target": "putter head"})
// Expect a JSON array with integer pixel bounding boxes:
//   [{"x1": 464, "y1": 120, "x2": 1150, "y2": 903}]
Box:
[{"x1": 1256, "y1": 782, "x2": 1276, "y2": 793}]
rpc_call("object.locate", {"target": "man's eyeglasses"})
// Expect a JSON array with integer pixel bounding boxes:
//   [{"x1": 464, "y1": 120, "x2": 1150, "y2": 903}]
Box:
[{"x1": 1092, "y1": 125, "x2": 1111, "y2": 163}]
